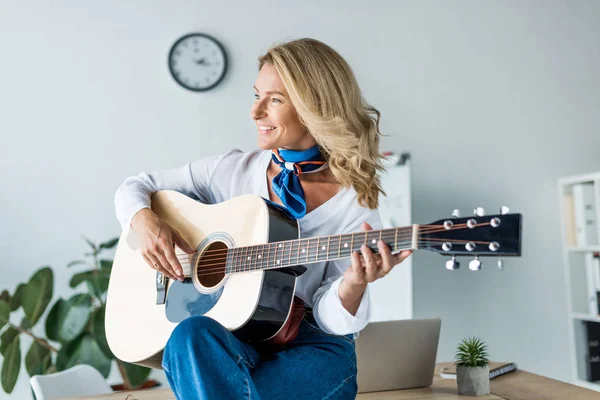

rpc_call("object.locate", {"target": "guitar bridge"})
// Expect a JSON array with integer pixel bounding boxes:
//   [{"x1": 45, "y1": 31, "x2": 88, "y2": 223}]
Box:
[{"x1": 156, "y1": 272, "x2": 168, "y2": 305}]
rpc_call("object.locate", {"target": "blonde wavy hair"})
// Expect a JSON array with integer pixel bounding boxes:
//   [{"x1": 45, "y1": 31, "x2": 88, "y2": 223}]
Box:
[{"x1": 258, "y1": 38, "x2": 386, "y2": 209}]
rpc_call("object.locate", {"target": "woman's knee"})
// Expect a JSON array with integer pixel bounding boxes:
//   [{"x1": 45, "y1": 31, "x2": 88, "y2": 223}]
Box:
[{"x1": 168, "y1": 316, "x2": 223, "y2": 345}]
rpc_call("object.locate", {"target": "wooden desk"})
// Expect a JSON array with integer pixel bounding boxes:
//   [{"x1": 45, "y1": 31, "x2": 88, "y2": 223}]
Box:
[{"x1": 60, "y1": 363, "x2": 599, "y2": 400}]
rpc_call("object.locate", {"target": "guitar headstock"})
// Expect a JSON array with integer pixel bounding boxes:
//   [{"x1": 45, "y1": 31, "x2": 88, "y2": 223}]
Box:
[{"x1": 419, "y1": 207, "x2": 522, "y2": 271}]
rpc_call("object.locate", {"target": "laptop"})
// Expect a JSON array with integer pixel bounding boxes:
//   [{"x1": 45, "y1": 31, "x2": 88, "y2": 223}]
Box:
[{"x1": 355, "y1": 318, "x2": 441, "y2": 393}]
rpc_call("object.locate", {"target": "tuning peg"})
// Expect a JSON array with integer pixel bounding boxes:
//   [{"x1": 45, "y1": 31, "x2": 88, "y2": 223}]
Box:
[
  {"x1": 474, "y1": 207, "x2": 485, "y2": 217},
  {"x1": 445, "y1": 255, "x2": 460, "y2": 271},
  {"x1": 469, "y1": 256, "x2": 482, "y2": 271},
  {"x1": 500, "y1": 206, "x2": 510, "y2": 215},
  {"x1": 497, "y1": 256, "x2": 504, "y2": 271},
  {"x1": 452, "y1": 209, "x2": 461, "y2": 218}
]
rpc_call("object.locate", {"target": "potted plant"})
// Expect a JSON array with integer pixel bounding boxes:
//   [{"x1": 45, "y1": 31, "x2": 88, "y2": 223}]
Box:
[
  {"x1": 0, "y1": 236, "x2": 153, "y2": 395},
  {"x1": 455, "y1": 336, "x2": 490, "y2": 396}
]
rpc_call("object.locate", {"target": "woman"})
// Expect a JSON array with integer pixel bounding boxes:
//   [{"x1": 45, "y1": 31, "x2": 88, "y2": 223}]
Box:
[{"x1": 114, "y1": 38, "x2": 412, "y2": 400}]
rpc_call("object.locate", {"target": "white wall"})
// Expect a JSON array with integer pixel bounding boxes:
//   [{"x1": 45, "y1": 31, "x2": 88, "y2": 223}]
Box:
[{"x1": 2, "y1": 0, "x2": 600, "y2": 398}]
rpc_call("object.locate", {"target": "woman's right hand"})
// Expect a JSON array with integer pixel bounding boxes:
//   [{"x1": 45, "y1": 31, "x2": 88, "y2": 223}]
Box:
[{"x1": 130, "y1": 208, "x2": 196, "y2": 281}]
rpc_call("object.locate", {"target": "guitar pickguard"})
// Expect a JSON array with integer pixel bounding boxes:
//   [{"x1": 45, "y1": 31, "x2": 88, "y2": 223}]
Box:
[{"x1": 165, "y1": 279, "x2": 224, "y2": 322}]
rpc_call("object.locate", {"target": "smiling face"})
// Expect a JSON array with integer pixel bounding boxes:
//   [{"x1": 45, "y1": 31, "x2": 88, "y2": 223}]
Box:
[{"x1": 251, "y1": 63, "x2": 316, "y2": 151}]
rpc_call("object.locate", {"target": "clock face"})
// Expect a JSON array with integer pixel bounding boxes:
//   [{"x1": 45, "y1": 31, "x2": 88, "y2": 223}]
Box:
[{"x1": 168, "y1": 33, "x2": 227, "y2": 92}]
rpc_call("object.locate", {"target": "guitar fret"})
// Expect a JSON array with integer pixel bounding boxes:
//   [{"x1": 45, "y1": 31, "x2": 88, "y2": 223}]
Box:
[
  {"x1": 235, "y1": 247, "x2": 239, "y2": 272},
  {"x1": 230, "y1": 248, "x2": 235, "y2": 273},
  {"x1": 305, "y1": 238, "x2": 310, "y2": 263},
  {"x1": 239, "y1": 246, "x2": 244, "y2": 272},
  {"x1": 256, "y1": 244, "x2": 262, "y2": 270},
  {"x1": 247, "y1": 245, "x2": 252, "y2": 271},
  {"x1": 316, "y1": 237, "x2": 320, "y2": 262},
  {"x1": 340, "y1": 235, "x2": 348, "y2": 258},
  {"x1": 278, "y1": 242, "x2": 283, "y2": 267}
]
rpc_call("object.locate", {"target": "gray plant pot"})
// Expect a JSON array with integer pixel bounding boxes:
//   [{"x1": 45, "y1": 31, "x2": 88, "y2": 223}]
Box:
[{"x1": 456, "y1": 365, "x2": 490, "y2": 396}]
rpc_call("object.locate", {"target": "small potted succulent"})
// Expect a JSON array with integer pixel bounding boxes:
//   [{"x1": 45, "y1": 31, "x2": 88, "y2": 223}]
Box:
[{"x1": 455, "y1": 336, "x2": 490, "y2": 396}]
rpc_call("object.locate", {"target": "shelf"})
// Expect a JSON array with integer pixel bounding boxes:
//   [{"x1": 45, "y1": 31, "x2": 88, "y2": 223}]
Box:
[
  {"x1": 566, "y1": 246, "x2": 600, "y2": 253},
  {"x1": 559, "y1": 173, "x2": 600, "y2": 186},
  {"x1": 575, "y1": 378, "x2": 600, "y2": 392},
  {"x1": 571, "y1": 312, "x2": 600, "y2": 323}
]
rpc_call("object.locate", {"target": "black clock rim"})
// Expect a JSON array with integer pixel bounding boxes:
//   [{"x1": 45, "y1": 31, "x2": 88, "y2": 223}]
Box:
[{"x1": 167, "y1": 32, "x2": 228, "y2": 92}]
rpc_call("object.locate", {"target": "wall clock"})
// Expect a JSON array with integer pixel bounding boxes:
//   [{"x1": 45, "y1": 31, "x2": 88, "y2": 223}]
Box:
[{"x1": 168, "y1": 33, "x2": 227, "y2": 92}]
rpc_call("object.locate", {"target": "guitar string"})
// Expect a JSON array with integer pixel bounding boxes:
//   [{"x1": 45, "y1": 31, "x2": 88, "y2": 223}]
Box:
[
  {"x1": 188, "y1": 239, "x2": 498, "y2": 279},
  {"x1": 183, "y1": 239, "x2": 496, "y2": 277},
  {"x1": 172, "y1": 222, "x2": 491, "y2": 266},
  {"x1": 167, "y1": 223, "x2": 446, "y2": 259},
  {"x1": 171, "y1": 222, "x2": 478, "y2": 262},
  {"x1": 145, "y1": 222, "x2": 497, "y2": 275},
  {"x1": 176, "y1": 236, "x2": 496, "y2": 272}
]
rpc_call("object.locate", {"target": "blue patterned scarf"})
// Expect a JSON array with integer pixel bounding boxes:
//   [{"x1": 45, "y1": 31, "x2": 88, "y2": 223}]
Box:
[{"x1": 271, "y1": 145, "x2": 328, "y2": 218}]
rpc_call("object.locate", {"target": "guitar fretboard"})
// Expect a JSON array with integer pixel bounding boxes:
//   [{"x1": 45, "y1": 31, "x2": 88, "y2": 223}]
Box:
[{"x1": 224, "y1": 225, "x2": 418, "y2": 273}]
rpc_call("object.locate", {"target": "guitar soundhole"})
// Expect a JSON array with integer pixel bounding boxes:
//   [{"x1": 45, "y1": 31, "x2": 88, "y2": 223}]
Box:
[{"x1": 196, "y1": 241, "x2": 228, "y2": 288}]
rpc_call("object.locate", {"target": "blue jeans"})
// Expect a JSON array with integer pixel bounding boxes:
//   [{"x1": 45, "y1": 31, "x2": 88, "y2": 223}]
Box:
[{"x1": 162, "y1": 311, "x2": 358, "y2": 399}]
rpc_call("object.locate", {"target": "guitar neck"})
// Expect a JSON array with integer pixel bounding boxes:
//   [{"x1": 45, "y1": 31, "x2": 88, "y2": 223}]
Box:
[{"x1": 224, "y1": 225, "x2": 418, "y2": 273}]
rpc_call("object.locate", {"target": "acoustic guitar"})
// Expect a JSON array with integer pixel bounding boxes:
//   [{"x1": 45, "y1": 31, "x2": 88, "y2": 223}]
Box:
[{"x1": 105, "y1": 191, "x2": 522, "y2": 368}]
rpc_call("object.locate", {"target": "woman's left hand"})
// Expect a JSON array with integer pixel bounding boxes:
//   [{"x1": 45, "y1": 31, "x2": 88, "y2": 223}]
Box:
[{"x1": 342, "y1": 222, "x2": 412, "y2": 286}]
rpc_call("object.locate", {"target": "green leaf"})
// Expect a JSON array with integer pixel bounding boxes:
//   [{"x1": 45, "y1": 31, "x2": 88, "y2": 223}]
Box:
[
  {"x1": 1, "y1": 336, "x2": 21, "y2": 393},
  {"x1": 0, "y1": 291, "x2": 10, "y2": 303},
  {"x1": 123, "y1": 362, "x2": 151, "y2": 389},
  {"x1": 57, "y1": 294, "x2": 92, "y2": 343},
  {"x1": 67, "y1": 260, "x2": 88, "y2": 268},
  {"x1": 82, "y1": 236, "x2": 98, "y2": 253},
  {"x1": 0, "y1": 301, "x2": 9, "y2": 331},
  {"x1": 56, "y1": 334, "x2": 111, "y2": 378},
  {"x1": 0, "y1": 327, "x2": 19, "y2": 356},
  {"x1": 90, "y1": 305, "x2": 112, "y2": 359},
  {"x1": 9, "y1": 284, "x2": 26, "y2": 312},
  {"x1": 25, "y1": 341, "x2": 51, "y2": 377},
  {"x1": 454, "y1": 336, "x2": 489, "y2": 367},
  {"x1": 99, "y1": 238, "x2": 119, "y2": 250},
  {"x1": 100, "y1": 259, "x2": 113, "y2": 270},
  {"x1": 20, "y1": 316, "x2": 31, "y2": 330},
  {"x1": 70, "y1": 270, "x2": 110, "y2": 299},
  {"x1": 45, "y1": 299, "x2": 66, "y2": 342},
  {"x1": 70, "y1": 270, "x2": 95, "y2": 288},
  {"x1": 22, "y1": 267, "x2": 54, "y2": 326},
  {"x1": 97, "y1": 269, "x2": 111, "y2": 295}
]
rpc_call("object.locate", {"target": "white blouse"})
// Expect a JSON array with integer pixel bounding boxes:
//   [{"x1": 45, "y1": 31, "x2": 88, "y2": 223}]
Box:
[{"x1": 114, "y1": 148, "x2": 383, "y2": 336}]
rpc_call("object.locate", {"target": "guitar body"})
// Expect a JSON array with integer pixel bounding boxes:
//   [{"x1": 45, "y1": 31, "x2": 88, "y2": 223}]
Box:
[{"x1": 105, "y1": 191, "x2": 304, "y2": 369}]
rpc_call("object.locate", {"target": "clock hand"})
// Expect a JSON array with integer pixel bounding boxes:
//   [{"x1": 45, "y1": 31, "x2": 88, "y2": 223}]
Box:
[{"x1": 195, "y1": 58, "x2": 211, "y2": 66}]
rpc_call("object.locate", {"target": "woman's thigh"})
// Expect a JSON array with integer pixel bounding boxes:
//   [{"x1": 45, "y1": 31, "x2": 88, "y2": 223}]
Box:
[{"x1": 252, "y1": 316, "x2": 358, "y2": 400}]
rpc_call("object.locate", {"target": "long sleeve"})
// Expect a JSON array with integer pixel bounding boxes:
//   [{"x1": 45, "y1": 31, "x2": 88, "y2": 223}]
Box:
[
  {"x1": 114, "y1": 151, "x2": 234, "y2": 239},
  {"x1": 311, "y1": 207, "x2": 384, "y2": 336},
  {"x1": 312, "y1": 271, "x2": 371, "y2": 336}
]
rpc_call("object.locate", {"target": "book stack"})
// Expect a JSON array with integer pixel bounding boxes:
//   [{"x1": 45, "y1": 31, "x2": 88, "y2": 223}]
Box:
[
  {"x1": 586, "y1": 321, "x2": 600, "y2": 382},
  {"x1": 583, "y1": 252, "x2": 600, "y2": 316},
  {"x1": 440, "y1": 362, "x2": 518, "y2": 380}
]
